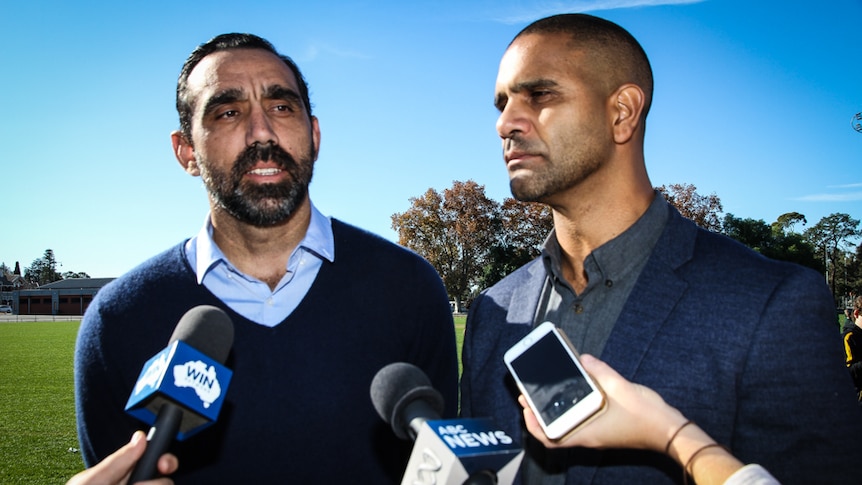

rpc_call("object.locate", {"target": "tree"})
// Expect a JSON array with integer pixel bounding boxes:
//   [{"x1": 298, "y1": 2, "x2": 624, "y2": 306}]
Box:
[
  {"x1": 392, "y1": 180, "x2": 500, "y2": 312},
  {"x1": 847, "y1": 244, "x2": 862, "y2": 301},
  {"x1": 480, "y1": 199, "x2": 553, "y2": 290},
  {"x1": 772, "y1": 212, "x2": 807, "y2": 234},
  {"x1": 24, "y1": 249, "x2": 62, "y2": 286},
  {"x1": 722, "y1": 214, "x2": 774, "y2": 253},
  {"x1": 499, "y1": 198, "x2": 553, "y2": 252},
  {"x1": 770, "y1": 231, "x2": 823, "y2": 273},
  {"x1": 804, "y1": 213, "x2": 861, "y2": 298},
  {"x1": 722, "y1": 214, "x2": 821, "y2": 272},
  {"x1": 832, "y1": 249, "x2": 858, "y2": 307},
  {"x1": 656, "y1": 183, "x2": 723, "y2": 232},
  {"x1": 62, "y1": 271, "x2": 91, "y2": 279}
]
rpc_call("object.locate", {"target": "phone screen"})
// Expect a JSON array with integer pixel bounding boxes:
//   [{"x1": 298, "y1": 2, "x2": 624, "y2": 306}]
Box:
[{"x1": 510, "y1": 331, "x2": 594, "y2": 426}]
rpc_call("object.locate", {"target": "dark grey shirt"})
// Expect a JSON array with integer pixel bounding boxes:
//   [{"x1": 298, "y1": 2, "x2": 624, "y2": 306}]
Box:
[{"x1": 525, "y1": 192, "x2": 669, "y2": 484}]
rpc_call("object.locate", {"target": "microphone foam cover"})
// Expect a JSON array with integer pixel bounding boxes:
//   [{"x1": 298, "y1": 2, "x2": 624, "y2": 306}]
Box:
[
  {"x1": 370, "y1": 362, "x2": 445, "y2": 440},
  {"x1": 169, "y1": 305, "x2": 234, "y2": 364}
]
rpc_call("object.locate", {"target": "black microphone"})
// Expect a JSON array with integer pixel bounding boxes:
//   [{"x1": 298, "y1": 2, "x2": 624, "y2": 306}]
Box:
[
  {"x1": 371, "y1": 363, "x2": 523, "y2": 485},
  {"x1": 371, "y1": 362, "x2": 445, "y2": 441},
  {"x1": 125, "y1": 305, "x2": 234, "y2": 482}
]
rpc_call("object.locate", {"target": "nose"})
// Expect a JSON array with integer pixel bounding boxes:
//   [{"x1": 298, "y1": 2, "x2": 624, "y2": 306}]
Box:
[
  {"x1": 246, "y1": 107, "x2": 278, "y2": 147},
  {"x1": 496, "y1": 100, "x2": 529, "y2": 141}
]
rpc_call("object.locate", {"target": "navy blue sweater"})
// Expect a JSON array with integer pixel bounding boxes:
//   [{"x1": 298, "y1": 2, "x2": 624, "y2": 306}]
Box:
[{"x1": 75, "y1": 220, "x2": 458, "y2": 483}]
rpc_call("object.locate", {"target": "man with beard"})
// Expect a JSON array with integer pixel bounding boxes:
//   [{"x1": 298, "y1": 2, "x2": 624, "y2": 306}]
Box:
[
  {"x1": 74, "y1": 33, "x2": 458, "y2": 483},
  {"x1": 459, "y1": 13, "x2": 862, "y2": 484}
]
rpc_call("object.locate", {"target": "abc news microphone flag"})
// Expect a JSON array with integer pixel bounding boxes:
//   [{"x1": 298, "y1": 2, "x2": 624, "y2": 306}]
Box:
[{"x1": 372, "y1": 362, "x2": 524, "y2": 485}]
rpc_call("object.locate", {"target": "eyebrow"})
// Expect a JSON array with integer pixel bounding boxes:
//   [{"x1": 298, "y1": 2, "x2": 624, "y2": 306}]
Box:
[
  {"x1": 263, "y1": 84, "x2": 303, "y2": 107},
  {"x1": 200, "y1": 84, "x2": 304, "y2": 117},
  {"x1": 494, "y1": 79, "x2": 560, "y2": 110},
  {"x1": 202, "y1": 88, "x2": 245, "y2": 118}
]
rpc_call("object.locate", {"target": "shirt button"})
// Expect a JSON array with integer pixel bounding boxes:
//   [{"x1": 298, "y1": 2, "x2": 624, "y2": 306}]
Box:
[
  {"x1": 605, "y1": 279, "x2": 613, "y2": 288},
  {"x1": 266, "y1": 297, "x2": 274, "y2": 306},
  {"x1": 574, "y1": 304, "x2": 584, "y2": 314}
]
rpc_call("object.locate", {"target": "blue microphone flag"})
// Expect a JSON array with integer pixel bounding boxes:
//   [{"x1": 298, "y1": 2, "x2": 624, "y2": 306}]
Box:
[{"x1": 125, "y1": 340, "x2": 233, "y2": 440}]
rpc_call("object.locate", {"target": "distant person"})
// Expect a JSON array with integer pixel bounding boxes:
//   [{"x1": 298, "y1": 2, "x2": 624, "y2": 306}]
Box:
[
  {"x1": 459, "y1": 13, "x2": 862, "y2": 484},
  {"x1": 842, "y1": 307, "x2": 855, "y2": 334},
  {"x1": 67, "y1": 431, "x2": 177, "y2": 485},
  {"x1": 843, "y1": 296, "x2": 862, "y2": 403},
  {"x1": 518, "y1": 354, "x2": 780, "y2": 485},
  {"x1": 74, "y1": 33, "x2": 458, "y2": 483}
]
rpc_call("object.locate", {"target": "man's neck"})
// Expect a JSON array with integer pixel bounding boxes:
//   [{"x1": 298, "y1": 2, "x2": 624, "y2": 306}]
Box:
[
  {"x1": 549, "y1": 183, "x2": 654, "y2": 293},
  {"x1": 210, "y1": 199, "x2": 312, "y2": 290}
]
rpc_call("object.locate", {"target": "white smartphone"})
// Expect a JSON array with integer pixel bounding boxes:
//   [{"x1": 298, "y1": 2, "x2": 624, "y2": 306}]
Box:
[{"x1": 503, "y1": 321, "x2": 606, "y2": 440}]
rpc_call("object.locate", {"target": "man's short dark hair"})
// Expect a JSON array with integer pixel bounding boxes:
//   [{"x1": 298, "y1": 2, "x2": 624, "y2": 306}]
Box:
[
  {"x1": 176, "y1": 33, "x2": 312, "y2": 141},
  {"x1": 513, "y1": 14, "x2": 654, "y2": 119}
]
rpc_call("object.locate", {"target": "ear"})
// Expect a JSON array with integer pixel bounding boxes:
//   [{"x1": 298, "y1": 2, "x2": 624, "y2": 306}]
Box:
[
  {"x1": 610, "y1": 84, "x2": 646, "y2": 144},
  {"x1": 171, "y1": 130, "x2": 200, "y2": 176},
  {"x1": 310, "y1": 116, "x2": 321, "y2": 161}
]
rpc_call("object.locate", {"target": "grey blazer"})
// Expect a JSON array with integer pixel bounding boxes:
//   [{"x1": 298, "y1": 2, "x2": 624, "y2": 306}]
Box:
[{"x1": 460, "y1": 205, "x2": 862, "y2": 484}]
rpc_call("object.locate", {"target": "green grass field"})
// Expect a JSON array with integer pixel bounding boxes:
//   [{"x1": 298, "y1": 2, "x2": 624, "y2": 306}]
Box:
[
  {"x1": 0, "y1": 316, "x2": 468, "y2": 483},
  {"x1": 454, "y1": 314, "x2": 466, "y2": 374},
  {"x1": 0, "y1": 321, "x2": 83, "y2": 484}
]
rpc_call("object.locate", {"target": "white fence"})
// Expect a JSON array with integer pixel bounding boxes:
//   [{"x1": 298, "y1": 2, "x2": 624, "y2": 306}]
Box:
[{"x1": 0, "y1": 314, "x2": 80, "y2": 322}]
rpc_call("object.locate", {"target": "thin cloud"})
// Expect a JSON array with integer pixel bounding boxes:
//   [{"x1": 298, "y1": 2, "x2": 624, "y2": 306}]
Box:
[
  {"x1": 492, "y1": 0, "x2": 706, "y2": 24},
  {"x1": 795, "y1": 192, "x2": 862, "y2": 202},
  {"x1": 828, "y1": 182, "x2": 862, "y2": 189}
]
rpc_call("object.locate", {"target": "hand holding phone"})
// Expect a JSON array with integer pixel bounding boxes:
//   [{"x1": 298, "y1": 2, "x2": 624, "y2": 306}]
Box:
[{"x1": 504, "y1": 322, "x2": 606, "y2": 440}]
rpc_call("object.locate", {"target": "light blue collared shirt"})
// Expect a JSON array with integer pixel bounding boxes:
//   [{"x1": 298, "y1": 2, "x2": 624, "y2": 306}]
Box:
[{"x1": 185, "y1": 203, "x2": 335, "y2": 327}]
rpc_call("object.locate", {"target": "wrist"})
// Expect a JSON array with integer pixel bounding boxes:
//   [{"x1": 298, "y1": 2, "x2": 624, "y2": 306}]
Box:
[
  {"x1": 652, "y1": 407, "x2": 689, "y2": 454},
  {"x1": 664, "y1": 419, "x2": 693, "y2": 455},
  {"x1": 666, "y1": 421, "x2": 715, "y2": 467}
]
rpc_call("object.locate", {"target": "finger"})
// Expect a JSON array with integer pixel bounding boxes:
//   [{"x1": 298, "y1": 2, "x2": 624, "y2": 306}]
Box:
[
  {"x1": 518, "y1": 395, "x2": 562, "y2": 448},
  {"x1": 66, "y1": 431, "x2": 147, "y2": 485},
  {"x1": 104, "y1": 431, "x2": 147, "y2": 470},
  {"x1": 578, "y1": 354, "x2": 614, "y2": 379},
  {"x1": 157, "y1": 453, "x2": 179, "y2": 475}
]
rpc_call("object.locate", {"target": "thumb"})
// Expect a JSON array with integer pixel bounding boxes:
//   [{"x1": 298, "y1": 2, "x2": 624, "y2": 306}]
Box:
[{"x1": 66, "y1": 431, "x2": 148, "y2": 485}]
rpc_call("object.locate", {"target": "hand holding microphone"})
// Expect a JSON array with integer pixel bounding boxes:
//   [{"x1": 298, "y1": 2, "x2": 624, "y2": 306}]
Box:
[{"x1": 67, "y1": 431, "x2": 178, "y2": 485}]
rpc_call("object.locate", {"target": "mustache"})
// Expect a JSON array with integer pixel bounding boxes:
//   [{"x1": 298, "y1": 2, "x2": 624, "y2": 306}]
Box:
[
  {"x1": 231, "y1": 143, "x2": 299, "y2": 177},
  {"x1": 503, "y1": 135, "x2": 540, "y2": 154}
]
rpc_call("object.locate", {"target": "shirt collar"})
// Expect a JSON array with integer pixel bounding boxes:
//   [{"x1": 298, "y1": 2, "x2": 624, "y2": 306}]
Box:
[
  {"x1": 189, "y1": 202, "x2": 335, "y2": 284},
  {"x1": 542, "y1": 191, "x2": 668, "y2": 289}
]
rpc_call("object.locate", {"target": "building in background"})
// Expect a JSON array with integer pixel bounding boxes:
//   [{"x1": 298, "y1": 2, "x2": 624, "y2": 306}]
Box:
[{"x1": 3, "y1": 278, "x2": 114, "y2": 315}]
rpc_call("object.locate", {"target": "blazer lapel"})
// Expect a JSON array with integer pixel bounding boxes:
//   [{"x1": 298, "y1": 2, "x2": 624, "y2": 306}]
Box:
[
  {"x1": 601, "y1": 210, "x2": 698, "y2": 380},
  {"x1": 507, "y1": 258, "x2": 547, "y2": 326}
]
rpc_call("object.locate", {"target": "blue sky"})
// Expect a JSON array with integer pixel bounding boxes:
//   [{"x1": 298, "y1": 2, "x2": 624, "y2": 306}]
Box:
[{"x1": 3, "y1": 0, "x2": 861, "y2": 278}]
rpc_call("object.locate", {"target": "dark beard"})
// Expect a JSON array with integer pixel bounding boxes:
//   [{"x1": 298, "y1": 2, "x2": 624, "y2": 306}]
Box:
[
  {"x1": 506, "y1": 136, "x2": 602, "y2": 204},
  {"x1": 203, "y1": 142, "x2": 314, "y2": 227}
]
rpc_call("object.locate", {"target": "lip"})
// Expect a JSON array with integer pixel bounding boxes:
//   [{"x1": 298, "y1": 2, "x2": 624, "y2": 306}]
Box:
[
  {"x1": 244, "y1": 162, "x2": 285, "y2": 181},
  {"x1": 505, "y1": 150, "x2": 539, "y2": 167},
  {"x1": 247, "y1": 167, "x2": 282, "y2": 176}
]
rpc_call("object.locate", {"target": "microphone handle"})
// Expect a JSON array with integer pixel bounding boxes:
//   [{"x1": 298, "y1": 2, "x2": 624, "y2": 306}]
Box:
[
  {"x1": 128, "y1": 402, "x2": 183, "y2": 483},
  {"x1": 463, "y1": 470, "x2": 498, "y2": 485}
]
